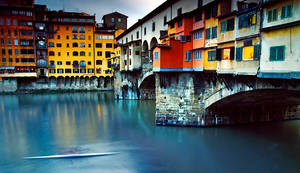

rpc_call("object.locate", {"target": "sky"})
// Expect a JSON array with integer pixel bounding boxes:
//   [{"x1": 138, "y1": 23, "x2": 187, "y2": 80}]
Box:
[{"x1": 35, "y1": 0, "x2": 166, "y2": 28}]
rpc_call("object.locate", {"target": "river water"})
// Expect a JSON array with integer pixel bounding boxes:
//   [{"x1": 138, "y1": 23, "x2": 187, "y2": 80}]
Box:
[{"x1": 0, "y1": 92, "x2": 299, "y2": 173}]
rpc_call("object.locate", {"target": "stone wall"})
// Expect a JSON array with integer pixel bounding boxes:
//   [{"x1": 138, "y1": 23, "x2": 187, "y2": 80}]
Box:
[
  {"x1": 155, "y1": 72, "x2": 300, "y2": 127},
  {"x1": 0, "y1": 77, "x2": 113, "y2": 93}
]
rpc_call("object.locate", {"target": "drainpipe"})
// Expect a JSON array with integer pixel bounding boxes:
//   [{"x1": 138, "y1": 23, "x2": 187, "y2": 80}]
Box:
[{"x1": 258, "y1": 2, "x2": 263, "y2": 76}]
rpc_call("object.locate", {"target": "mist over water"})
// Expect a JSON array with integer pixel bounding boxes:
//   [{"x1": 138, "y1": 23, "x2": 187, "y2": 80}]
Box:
[{"x1": 0, "y1": 92, "x2": 299, "y2": 173}]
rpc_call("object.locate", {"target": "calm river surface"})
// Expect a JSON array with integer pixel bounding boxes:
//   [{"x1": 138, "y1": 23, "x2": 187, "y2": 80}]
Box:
[{"x1": 0, "y1": 92, "x2": 299, "y2": 173}]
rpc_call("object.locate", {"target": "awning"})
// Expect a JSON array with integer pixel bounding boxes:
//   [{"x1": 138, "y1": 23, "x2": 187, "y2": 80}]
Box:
[{"x1": 0, "y1": 66, "x2": 15, "y2": 70}]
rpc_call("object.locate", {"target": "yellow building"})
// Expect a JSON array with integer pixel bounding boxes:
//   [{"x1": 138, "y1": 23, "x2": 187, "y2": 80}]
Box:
[
  {"x1": 47, "y1": 11, "x2": 95, "y2": 77},
  {"x1": 94, "y1": 29, "x2": 115, "y2": 77},
  {"x1": 111, "y1": 29, "x2": 125, "y2": 70}
]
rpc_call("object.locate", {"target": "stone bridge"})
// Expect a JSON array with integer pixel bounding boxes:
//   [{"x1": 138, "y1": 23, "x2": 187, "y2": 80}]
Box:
[{"x1": 155, "y1": 73, "x2": 300, "y2": 127}]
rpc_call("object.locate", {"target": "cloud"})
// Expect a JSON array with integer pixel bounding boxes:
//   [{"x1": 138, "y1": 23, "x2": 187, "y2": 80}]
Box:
[{"x1": 35, "y1": 0, "x2": 166, "y2": 27}]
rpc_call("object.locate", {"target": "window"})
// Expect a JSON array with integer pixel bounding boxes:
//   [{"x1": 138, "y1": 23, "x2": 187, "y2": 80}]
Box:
[
  {"x1": 79, "y1": 35, "x2": 85, "y2": 40},
  {"x1": 152, "y1": 22, "x2": 155, "y2": 31},
  {"x1": 184, "y1": 52, "x2": 192, "y2": 61},
  {"x1": 72, "y1": 35, "x2": 78, "y2": 39},
  {"x1": 281, "y1": 4, "x2": 292, "y2": 19},
  {"x1": 96, "y1": 43, "x2": 102, "y2": 48},
  {"x1": 65, "y1": 69, "x2": 71, "y2": 73},
  {"x1": 102, "y1": 35, "x2": 108, "y2": 39},
  {"x1": 73, "y1": 51, "x2": 78, "y2": 56},
  {"x1": 194, "y1": 50, "x2": 202, "y2": 60},
  {"x1": 136, "y1": 31, "x2": 139, "y2": 39},
  {"x1": 79, "y1": 26, "x2": 85, "y2": 33},
  {"x1": 14, "y1": 39, "x2": 18, "y2": 45},
  {"x1": 97, "y1": 51, "x2": 102, "y2": 56},
  {"x1": 73, "y1": 69, "x2": 79, "y2": 73},
  {"x1": 6, "y1": 18, "x2": 10, "y2": 25},
  {"x1": 72, "y1": 18, "x2": 77, "y2": 22},
  {"x1": 66, "y1": 35, "x2": 69, "y2": 39},
  {"x1": 14, "y1": 30, "x2": 17, "y2": 36},
  {"x1": 67, "y1": 43, "x2": 69, "y2": 47},
  {"x1": 88, "y1": 61, "x2": 91, "y2": 65},
  {"x1": 205, "y1": 28, "x2": 211, "y2": 39},
  {"x1": 49, "y1": 69, "x2": 55, "y2": 73},
  {"x1": 56, "y1": 43, "x2": 62, "y2": 47},
  {"x1": 268, "y1": 8, "x2": 278, "y2": 22},
  {"x1": 79, "y1": 18, "x2": 85, "y2": 22},
  {"x1": 80, "y1": 69, "x2": 86, "y2": 73},
  {"x1": 112, "y1": 18, "x2": 115, "y2": 23},
  {"x1": 1, "y1": 39, "x2": 4, "y2": 45},
  {"x1": 66, "y1": 61, "x2": 71, "y2": 65},
  {"x1": 9, "y1": 58, "x2": 12, "y2": 63},
  {"x1": 178, "y1": 19, "x2": 182, "y2": 27},
  {"x1": 58, "y1": 52, "x2": 61, "y2": 56},
  {"x1": 144, "y1": 27, "x2": 147, "y2": 35},
  {"x1": 67, "y1": 52, "x2": 70, "y2": 56},
  {"x1": 96, "y1": 60, "x2": 102, "y2": 65},
  {"x1": 131, "y1": 34, "x2": 133, "y2": 41},
  {"x1": 154, "y1": 52, "x2": 159, "y2": 60},
  {"x1": 80, "y1": 51, "x2": 85, "y2": 56},
  {"x1": 72, "y1": 26, "x2": 78, "y2": 33},
  {"x1": 194, "y1": 31, "x2": 203, "y2": 40},
  {"x1": 221, "y1": 18, "x2": 234, "y2": 33},
  {"x1": 64, "y1": 18, "x2": 70, "y2": 22},
  {"x1": 208, "y1": 50, "x2": 216, "y2": 61},
  {"x1": 80, "y1": 43, "x2": 85, "y2": 47},
  {"x1": 105, "y1": 51, "x2": 111, "y2": 58},
  {"x1": 13, "y1": 19, "x2": 17, "y2": 26},
  {"x1": 106, "y1": 43, "x2": 112, "y2": 48},
  {"x1": 2, "y1": 49, "x2": 5, "y2": 55},
  {"x1": 72, "y1": 43, "x2": 78, "y2": 47},
  {"x1": 8, "y1": 49, "x2": 12, "y2": 55},
  {"x1": 270, "y1": 46, "x2": 285, "y2": 61},
  {"x1": 164, "y1": 16, "x2": 167, "y2": 25},
  {"x1": 0, "y1": 19, "x2": 3, "y2": 25},
  {"x1": 57, "y1": 35, "x2": 60, "y2": 39},
  {"x1": 57, "y1": 61, "x2": 62, "y2": 65},
  {"x1": 89, "y1": 52, "x2": 91, "y2": 56},
  {"x1": 88, "y1": 69, "x2": 94, "y2": 73},
  {"x1": 118, "y1": 18, "x2": 121, "y2": 22},
  {"x1": 8, "y1": 39, "x2": 11, "y2": 45},
  {"x1": 195, "y1": 13, "x2": 202, "y2": 22},
  {"x1": 49, "y1": 51, "x2": 54, "y2": 56},
  {"x1": 96, "y1": 35, "x2": 101, "y2": 39},
  {"x1": 66, "y1": 26, "x2": 69, "y2": 30},
  {"x1": 135, "y1": 51, "x2": 140, "y2": 55},
  {"x1": 49, "y1": 34, "x2": 54, "y2": 39},
  {"x1": 177, "y1": 8, "x2": 182, "y2": 16},
  {"x1": 15, "y1": 49, "x2": 18, "y2": 55},
  {"x1": 236, "y1": 47, "x2": 243, "y2": 61},
  {"x1": 212, "y1": 26, "x2": 217, "y2": 39},
  {"x1": 2, "y1": 58, "x2": 6, "y2": 63}
]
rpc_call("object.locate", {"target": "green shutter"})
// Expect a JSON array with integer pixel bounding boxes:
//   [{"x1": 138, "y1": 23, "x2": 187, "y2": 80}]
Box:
[
  {"x1": 268, "y1": 10, "x2": 272, "y2": 22},
  {"x1": 236, "y1": 47, "x2": 242, "y2": 61},
  {"x1": 273, "y1": 9, "x2": 278, "y2": 21},
  {"x1": 230, "y1": 47, "x2": 235, "y2": 60},
  {"x1": 287, "y1": 4, "x2": 292, "y2": 17},
  {"x1": 253, "y1": 45, "x2": 260, "y2": 60},
  {"x1": 212, "y1": 26, "x2": 217, "y2": 39},
  {"x1": 278, "y1": 46, "x2": 285, "y2": 61},
  {"x1": 227, "y1": 18, "x2": 234, "y2": 31},
  {"x1": 270, "y1": 47, "x2": 276, "y2": 61},
  {"x1": 216, "y1": 48, "x2": 222, "y2": 61},
  {"x1": 221, "y1": 20, "x2": 227, "y2": 33},
  {"x1": 281, "y1": 6, "x2": 286, "y2": 19},
  {"x1": 205, "y1": 28, "x2": 211, "y2": 39}
]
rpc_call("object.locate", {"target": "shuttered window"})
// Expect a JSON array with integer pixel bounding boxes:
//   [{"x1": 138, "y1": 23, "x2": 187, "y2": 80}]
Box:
[
  {"x1": 270, "y1": 46, "x2": 285, "y2": 61},
  {"x1": 205, "y1": 28, "x2": 211, "y2": 39},
  {"x1": 281, "y1": 4, "x2": 292, "y2": 19},
  {"x1": 212, "y1": 26, "x2": 217, "y2": 39},
  {"x1": 236, "y1": 47, "x2": 243, "y2": 61},
  {"x1": 208, "y1": 50, "x2": 216, "y2": 61},
  {"x1": 253, "y1": 45, "x2": 260, "y2": 60},
  {"x1": 268, "y1": 8, "x2": 278, "y2": 22}
]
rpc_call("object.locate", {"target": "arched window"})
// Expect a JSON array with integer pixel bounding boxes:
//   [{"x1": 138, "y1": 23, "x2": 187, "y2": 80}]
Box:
[
  {"x1": 73, "y1": 51, "x2": 78, "y2": 56},
  {"x1": 80, "y1": 51, "x2": 85, "y2": 56},
  {"x1": 49, "y1": 51, "x2": 55, "y2": 56},
  {"x1": 72, "y1": 42, "x2": 78, "y2": 47}
]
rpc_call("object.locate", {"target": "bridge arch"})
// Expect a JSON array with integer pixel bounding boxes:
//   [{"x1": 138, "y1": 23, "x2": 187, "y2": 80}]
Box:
[{"x1": 149, "y1": 37, "x2": 158, "y2": 61}]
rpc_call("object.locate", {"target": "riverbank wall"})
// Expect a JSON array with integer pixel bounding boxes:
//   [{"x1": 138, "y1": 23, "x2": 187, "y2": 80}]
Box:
[{"x1": 0, "y1": 77, "x2": 113, "y2": 93}]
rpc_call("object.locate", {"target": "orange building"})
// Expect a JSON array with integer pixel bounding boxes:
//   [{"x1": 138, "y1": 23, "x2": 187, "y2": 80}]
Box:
[{"x1": 0, "y1": 2, "x2": 37, "y2": 77}]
